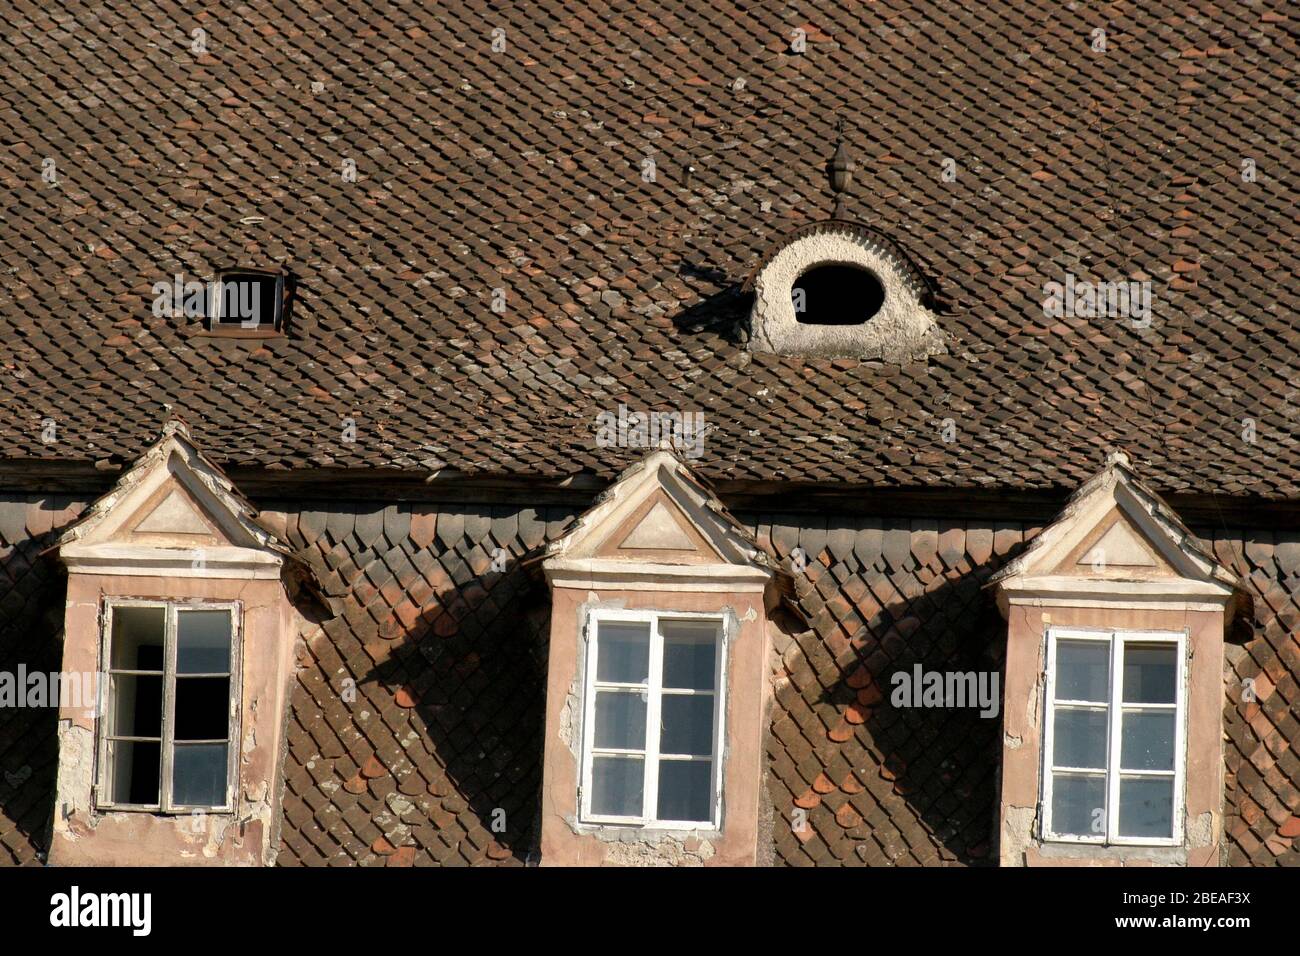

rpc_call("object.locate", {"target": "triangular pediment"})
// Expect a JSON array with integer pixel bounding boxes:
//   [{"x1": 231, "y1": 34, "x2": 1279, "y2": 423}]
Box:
[
  {"x1": 1056, "y1": 509, "x2": 1175, "y2": 576},
  {"x1": 134, "y1": 489, "x2": 213, "y2": 536},
  {"x1": 56, "y1": 419, "x2": 291, "y2": 576},
  {"x1": 542, "y1": 450, "x2": 781, "y2": 584},
  {"x1": 616, "y1": 499, "x2": 701, "y2": 553},
  {"x1": 991, "y1": 451, "x2": 1243, "y2": 605}
]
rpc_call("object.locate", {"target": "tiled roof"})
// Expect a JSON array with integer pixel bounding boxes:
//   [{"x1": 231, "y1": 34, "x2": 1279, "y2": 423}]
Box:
[
  {"x1": 763, "y1": 514, "x2": 1300, "y2": 867},
  {"x1": 2, "y1": 494, "x2": 1298, "y2": 865},
  {"x1": 0, "y1": 2, "x2": 1297, "y2": 493}
]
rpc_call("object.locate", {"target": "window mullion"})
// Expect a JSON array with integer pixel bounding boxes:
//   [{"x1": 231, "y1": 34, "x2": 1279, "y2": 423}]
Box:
[
  {"x1": 224, "y1": 605, "x2": 240, "y2": 809},
  {"x1": 644, "y1": 613, "x2": 663, "y2": 824},
  {"x1": 97, "y1": 603, "x2": 114, "y2": 806},
  {"x1": 711, "y1": 618, "x2": 726, "y2": 826},
  {"x1": 580, "y1": 614, "x2": 598, "y2": 820},
  {"x1": 1106, "y1": 632, "x2": 1123, "y2": 843},
  {"x1": 160, "y1": 602, "x2": 177, "y2": 812},
  {"x1": 1174, "y1": 633, "x2": 1188, "y2": 843}
]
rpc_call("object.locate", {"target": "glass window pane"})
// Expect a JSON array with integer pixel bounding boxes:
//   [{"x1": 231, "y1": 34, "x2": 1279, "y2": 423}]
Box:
[
  {"x1": 1121, "y1": 711, "x2": 1175, "y2": 771},
  {"x1": 108, "y1": 739, "x2": 161, "y2": 806},
  {"x1": 1123, "y1": 643, "x2": 1177, "y2": 703},
  {"x1": 109, "y1": 673, "x2": 163, "y2": 738},
  {"x1": 1055, "y1": 639, "x2": 1109, "y2": 702},
  {"x1": 1118, "y1": 777, "x2": 1175, "y2": 839},
  {"x1": 660, "y1": 694, "x2": 715, "y2": 756},
  {"x1": 596, "y1": 621, "x2": 650, "y2": 683},
  {"x1": 172, "y1": 743, "x2": 229, "y2": 807},
  {"x1": 662, "y1": 622, "x2": 717, "y2": 690},
  {"x1": 657, "y1": 760, "x2": 713, "y2": 823},
  {"x1": 590, "y1": 755, "x2": 643, "y2": 817},
  {"x1": 1050, "y1": 773, "x2": 1105, "y2": 837},
  {"x1": 593, "y1": 690, "x2": 646, "y2": 750},
  {"x1": 177, "y1": 609, "x2": 232, "y2": 673},
  {"x1": 174, "y1": 677, "x2": 232, "y2": 740},
  {"x1": 1051, "y1": 707, "x2": 1108, "y2": 769},
  {"x1": 110, "y1": 606, "x2": 165, "y2": 671}
]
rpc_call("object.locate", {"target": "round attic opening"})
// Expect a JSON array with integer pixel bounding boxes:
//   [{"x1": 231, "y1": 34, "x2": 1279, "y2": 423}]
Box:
[
  {"x1": 745, "y1": 221, "x2": 946, "y2": 361},
  {"x1": 791, "y1": 263, "x2": 885, "y2": 326}
]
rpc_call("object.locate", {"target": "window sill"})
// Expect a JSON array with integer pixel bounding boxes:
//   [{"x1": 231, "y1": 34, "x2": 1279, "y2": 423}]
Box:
[
  {"x1": 93, "y1": 805, "x2": 235, "y2": 816},
  {"x1": 577, "y1": 818, "x2": 722, "y2": 836},
  {"x1": 192, "y1": 328, "x2": 283, "y2": 340}
]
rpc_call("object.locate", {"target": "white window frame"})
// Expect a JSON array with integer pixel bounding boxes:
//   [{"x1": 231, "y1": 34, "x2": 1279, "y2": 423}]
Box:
[
  {"x1": 1041, "y1": 627, "x2": 1186, "y2": 847},
  {"x1": 578, "y1": 609, "x2": 727, "y2": 829},
  {"x1": 209, "y1": 269, "x2": 284, "y2": 331},
  {"x1": 95, "y1": 598, "x2": 243, "y2": 814}
]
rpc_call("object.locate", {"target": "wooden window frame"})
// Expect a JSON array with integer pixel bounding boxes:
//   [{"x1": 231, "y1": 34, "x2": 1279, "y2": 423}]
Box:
[
  {"x1": 1040, "y1": 626, "x2": 1187, "y2": 847},
  {"x1": 578, "y1": 609, "x2": 727, "y2": 829},
  {"x1": 200, "y1": 269, "x2": 285, "y2": 336},
  {"x1": 95, "y1": 598, "x2": 243, "y2": 814}
]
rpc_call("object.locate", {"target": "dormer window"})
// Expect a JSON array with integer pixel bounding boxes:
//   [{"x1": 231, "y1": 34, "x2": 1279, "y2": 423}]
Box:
[
  {"x1": 580, "y1": 611, "x2": 725, "y2": 827},
  {"x1": 50, "y1": 419, "x2": 312, "y2": 865},
  {"x1": 206, "y1": 269, "x2": 285, "y2": 334},
  {"x1": 746, "y1": 222, "x2": 944, "y2": 361},
  {"x1": 538, "y1": 450, "x2": 794, "y2": 865},
  {"x1": 992, "y1": 451, "x2": 1249, "y2": 867}
]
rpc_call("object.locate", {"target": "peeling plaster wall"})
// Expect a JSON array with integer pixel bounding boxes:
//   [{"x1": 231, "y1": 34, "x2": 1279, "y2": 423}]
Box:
[
  {"x1": 539, "y1": 585, "x2": 769, "y2": 866},
  {"x1": 47, "y1": 573, "x2": 295, "y2": 866},
  {"x1": 999, "y1": 603, "x2": 1226, "y2": 867}
]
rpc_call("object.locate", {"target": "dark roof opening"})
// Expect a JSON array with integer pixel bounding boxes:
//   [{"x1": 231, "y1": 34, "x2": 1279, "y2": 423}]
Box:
[
  {"x1": 206, "y1": 270, "x2": 285, "y2": 334},
  {"x1": 791, "y1": 264, "x2": 884, "y2": 325}
]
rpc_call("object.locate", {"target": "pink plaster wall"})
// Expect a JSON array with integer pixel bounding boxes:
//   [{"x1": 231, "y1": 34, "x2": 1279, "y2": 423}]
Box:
[
  {"x1": 48, "y1": 572, "x2": 295, "y2": 866},
  {"x1": 539, "y1": 585, "x2": 770, "y2": 866},
  {"x1": 999, "y1": 602, "x2": 1225, "y2": 867}
]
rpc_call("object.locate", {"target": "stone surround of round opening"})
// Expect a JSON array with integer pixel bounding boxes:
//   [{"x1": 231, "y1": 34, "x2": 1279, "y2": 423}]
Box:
[{"x1": 749, "y1": 224, "x2": 946, "y2": 361}]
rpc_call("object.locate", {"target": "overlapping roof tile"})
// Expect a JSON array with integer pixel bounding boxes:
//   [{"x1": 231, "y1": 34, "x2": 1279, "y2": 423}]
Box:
[{"x1": 0, "y1": 2, "x2": 1295, "y2": 495}]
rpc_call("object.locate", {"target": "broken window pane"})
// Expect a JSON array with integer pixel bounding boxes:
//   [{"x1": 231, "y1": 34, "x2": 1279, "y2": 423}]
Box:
[
  {"x1": 174, "y1": 677, "x2": 231, "y2": 740},
  {"x1": 108, "y1": 739, "x2": 161, "y2": 806},
  {"x1": 110, "y1": 606, "x2": 165, "y2": 671},
  {"x1": 172, "y1": 743, "x2": 229, "y2": 807},
  {"x1": 109, "y1": 673, "x2": 163, "y2": 739}
]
